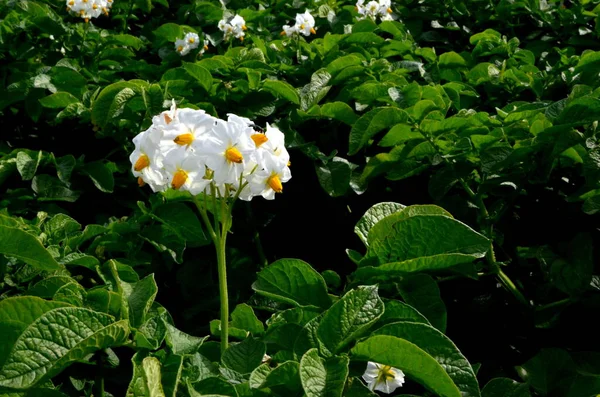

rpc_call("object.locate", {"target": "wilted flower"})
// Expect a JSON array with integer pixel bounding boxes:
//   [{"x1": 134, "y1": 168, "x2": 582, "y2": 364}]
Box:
[
  {"x1": 66, "y1": 0, "x2": 113, "y2": 22},
  {"x1": 362, "y1": 361, "x2": 405, "y2": 393}
]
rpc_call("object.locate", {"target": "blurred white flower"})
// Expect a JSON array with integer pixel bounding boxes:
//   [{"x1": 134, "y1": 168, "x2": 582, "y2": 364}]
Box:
[
  {"x1": 219, "y1": 14, "x2": 247, "y2": 41},
  {"x1": 66, "y1": 0, "x2": 111, "y2": 22},
  {"x1": 362, "y1": 361, "x2": 405, "y2": 394},
  {"x1": 295, "y1": 10, "x2": 316, "y2": 36}
]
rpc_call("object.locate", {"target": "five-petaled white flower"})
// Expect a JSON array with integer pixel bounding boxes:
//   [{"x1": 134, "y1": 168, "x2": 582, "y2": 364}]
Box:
[
  {"x1": 295, "y1": 10, "x2": 316, "y2": 36},
  {"x1": 356, "y1": 0, "x2": 394, "y2": 21},
  {"x1": 218, "y1": 14, "x2": 247, "y2": 41},
  {"x1": 66, "y1": 0, "x2": 113, "y2": 22},
  {"x1": 362, "y1": 361, "x2": 405, "y2": 394}
]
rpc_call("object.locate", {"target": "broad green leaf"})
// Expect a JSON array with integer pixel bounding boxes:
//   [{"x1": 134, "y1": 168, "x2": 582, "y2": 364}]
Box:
[
  {"x1": 32, "y1": 174, "x2": 80, "y2": 202},
  {"x1": 83, "y1": 161, "x2": 114, "y2": 193},
  {"x1": 44, "y1": 213, "x2": 81, "y2": 240},
  {"x1": 0, "y1": 225, "x2": 60, "y2": 271},
  {"x1": 326, "y1": 55, "x2": 363, "y2": 77},
  {"x1": 0, "y1": 297, "x2": 70, "y2": 369},
  {"x1": 263, "y1": 80, "x2": 300, "y2": 105},
  {"x1": 16, "y1": 151, "x2": 42, "y2": 181},
  {"x1": 376, "y1": 300, "x2": 430, "y2": 327},
  {"x1": 165, "y1": 323, "x2": 208, "y2": 355},
  {"x1": 354, "y1": 202, "x2": 405, "y2": 247},
  {"x1": 0, "y1": 307, "x2": 129, "y2": 389},
  {"x1": 119, "y1": 273, "x2": 158, "y2": 329},
  {"x1": 27, "y1": 276, "x2": 76, "y2": 298},
  {"x1": 38, "y1": 92, "x2": 79, "y2": 109},
  {"x1": 517, "y1": 348, "x2": 576, "y2": 396},
  {"x1": 182, "y1": 63, "x2": 212, "y2": 92},
  {"x1": 482, "y1": 378, "x2": 530, "y2": 397},
  {"x1": 249, "y1": 363, "x2": 271, "y2": 389},
  {"x1": 359, "y1": 209, "x2": 489, "y2": 275},
  {"x1": 111, "y1": 34, "x2": 144, "y2": 50},
  {"x1": 348, "y1": 107, "x2": 410, "y2": 155},
  {"x1": 299, "y1": 348, "x2": 349, "y2": 397},
  {"x1": 439, "y1": 51, "x2": 467, "y2": 68},
  {"x1": 153, "y1": 203, "x2": 210, "y2": 247},
  {"x1": 221, "y1": 337, "x2": 266, "y2": 375},
  {"x1": 188, "y1": 377, "x2": 237, "y2": 396},
  {"x1": 320, "y1": 102, "x2": 358, "y2": 125},
  {"x1": 373, "y1": 322, "x2": 480, "y2": 397},
  {"x1": 127, "y1": 352, "x2": 166, "y2": 397},
  {"x1": 397, "y1": 274, "x2": 447, "y2": 332},
  {"x1": 317, "y1": 285, "x2": 384, "y2": 354},
  {"x1": 253, "y1": 361, "x2": 302, "y2": 393},
  {"x1": 316, "y1": 159, "x2": 352, "y2": 197},
  {"x1": 231, "y1": 304, "x2": 264, "y2": 336},
  {"x1": 252, "y1": 258, "x2": 331, "y2": 310},
  {"x1": 300, "y1": 69, "x2": 331, "y2": 111},
  {"x1": 91, "y1": 82, "x2": 138, "y2": 128},
  {"x1": 153, "y1": 23, "x2": 183, "y2": 42},
  {"x1": 351, "y1": 335, "x2": 462, "y2": 397},
  {"x1": 556, "y1": 97, "x2": 600, "y2": 125},
  {"x1": 160, "y1": 354, "x2": 183, "y2": 397}
]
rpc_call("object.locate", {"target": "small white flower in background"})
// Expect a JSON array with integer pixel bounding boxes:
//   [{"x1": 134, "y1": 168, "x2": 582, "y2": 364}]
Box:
[
  {"x1": 66, "y1": 0, "x2": 112, "y2": 22},
  {"x1": 281, "y1": 10, "x2": 316, "y2": 37},
  {"x1": 218, "y1": 14, "x2": 247, "y2": 41},
  {"x1": 199, "y1": 39, "x2": 210, "y2": 56},
  {"x1": 131, "y1": 102, "x2": 291, "y2": 200},
  {"x1": 174, "y1": 38, "x2": 191, "y2": 56},
  {"x1": 362, "y1": 361, "x2": 405, "y2": 394},
  {"x1": 295, "y1": 10, "x2": 316, "y2": 36},
  {"x1": 184, "y1": 32, "x2": 200, "y2": 49},
  {"x1": 356, "y1": 0, "x2": 394, "y2": 21}
]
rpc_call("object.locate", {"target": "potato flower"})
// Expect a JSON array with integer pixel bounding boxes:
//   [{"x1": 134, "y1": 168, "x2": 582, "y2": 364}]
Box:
[
  {"x1": 218, "y1": 14, "x2": 247, "y2": 41},
  {"x1": 66, "y1": 0, "x2": 112, "y2": 22},
  {"x1": 356, "y1": 0, "x2": 394, "y2": 21},
  {"x1": 362, "y1": 361, "x2": 405, "y2": 393}
]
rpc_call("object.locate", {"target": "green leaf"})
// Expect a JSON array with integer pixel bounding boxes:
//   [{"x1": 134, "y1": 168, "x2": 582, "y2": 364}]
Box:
[
  {"x1": 127, "y1": 352, "x2": 166, "y2": 397},
  {"x1": 320, "y1": 102, "x2": 358, "y2": 125},
  {"x1": 0, "y1": 225, "x2": 60, "y2": 271},
  {"x1": 439, "y1": 51, "x2": 467, "y2": 68},
  {"x1": 351, "y1": 335, "x2": 462, "y2": 397},
  {"x1": 299, "y1": 348, "x2": 349, "y2": 397},
  {"x1": 348, "y1": 107, "x2": 410, "y2": 155},
  {"x1": 358, "y1": 207, "x2": 489, "y2": 275},
  {"x1": 263, "y1": 80, "x2": 300, "y2": 105},
  {"x1": 354, "y1": 202, "x2": 405, "y2": 247},
  {"x1": 300, "y1": 69, "x2": 331, "y2": 111},
  {"x1": 231, "y1": 304, "x2": 264, "y2": 336},
  {"x1": 221, "y1": 337, "x2": 266, "y2": 375},
  {"x1": 91, "y1": 82, "x2": 138, "y2": 128},
  {"x1": 373, "y1": 322, "x2": 480, "y2": 397},
  {"x1": 326, "y1": 55, "x2": 363, "y2": 77},
  {"x1": 252, "y1": 258, "x2": 331, "y2": 310},
  {"x1": 482, "y1": 378, "x2": 530, "y2": 397},
  {"x1": 120, "y1": 273, "x2": 159, "y2": 329},
  {"x1": 517, "y1": 348, "x2": 576, "y2": 396},
  {"x1": 38, "y1": 92, "x2": 79, "y2": 109},
  {"x1": 397, "y1": 274, "x2": 447, "y2": 332},
  {"x1": 16, "y1": 151, "x2": 42, "y2": 181},
  {"x1": 153, "y1": 23, "x2": 183, "y2": 42},
  {"x1": 182, "y1": 63, "x2": 213, "y2": 92},
  {"x1": 188, "y1": 377, "x2": 237, "y2": 396},
  {"x1": 556, "y1": 97, "x2": 600, "y2": 125},
  {"x1": 376, "y1": 300, "x2": 430, "y2": 327},
  {"x1": 316, "y1": 159, "x2": 352, "y2": 197},
  {"x1": 153, "y1": 203, "x2": 210, "y2": 247},
  {"x1": 111, "y1": 34, "x2": 144, "y2": 50},
  {"x1": 83, "y1": 161, "x2": 114, "y2": 193},
  {"x1": 165, "y1": 323, "x2": 208, "y2": 355},
  {"x1": 317, "y1": 285, "x2": 384, "y2": 354},
  {"x1": 32, "y1": 174, "x2": 80, "y2": 202},
  {"x1": 0, "y1": 307, "x2": 129, "y2": 389},
  {"x1": 0, "y1": 297, "x2": 70, "y2": 369},
  {"x1": 253, "y1": 361, "x2": 302, "y2": 392}
]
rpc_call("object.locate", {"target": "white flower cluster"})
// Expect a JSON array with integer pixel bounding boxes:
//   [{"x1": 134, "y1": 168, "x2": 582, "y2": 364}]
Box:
[
  {"x1": 356, "y1": 0, "x2": 394, "y2": 21},
  {"x1": 281, "y1": 10, "x2": 317, "y2": 37},
  {"x1": 218, "y1": 15, "x2": 247, "y2": 41},
  {"x1": 174, "y1": 32, "x2": 209, "y2": 56},
  {"x1": 66, "y1": 0, "x2": 113, "y2": 22},
  {"x1": 362, "y1": 361, "x2": 405, "y2": 393},
  {"x1": 130, "y1": 101, "x2": 291, "y2": 201}
]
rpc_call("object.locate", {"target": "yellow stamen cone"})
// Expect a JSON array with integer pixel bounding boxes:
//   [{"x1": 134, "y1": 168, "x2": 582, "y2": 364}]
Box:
[
  {"x1": 310, "y1": 28, "x2": 316, "y2": 34},
  {"x1": 174, "y1": 133, "x2": 194, "y2": 146},
  {"x1": 164, "y1": 113, "x2": 173, "y2": 124},
  {"x1": 225, "y1": 147, "x2": 243, "y2": 163},
  {"x1": 171, "y1": 170, "x2": 188, "y2": 190},
  {"x1": 134, "y1": 154, "x2": 150, "y2": 171},
  {"x1": 267, "y1": 174, "x2": 283, "y2": 193},
  {"x1": 251, "y1": 133, "x2": 268, "y2": 147},
  {"x1": 137, "y1": 177, "x2": 145, "y2": 187}
]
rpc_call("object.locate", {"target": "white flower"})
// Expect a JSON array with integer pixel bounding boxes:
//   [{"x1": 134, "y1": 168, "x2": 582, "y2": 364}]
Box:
[
  {"x1": 295, "y1": 10, "x2": 316, "y2": 36},
  {"x1": 66, "y1": 0, "x2": 111, "y2": 22},
  {"x1": 159, "y1": 108, "x2": 217, "y2": 157},
  {"x1": 256, "y1": 123, "x2": 289, "y2": 169},
  {"x1": 175, "y1": 39, "x2": 191, "y2": 55},
  {"x1": 200, "y1": 39, "x2": 210, "y2": 56},
  {"x1": 184, "y1": 32, "x2": 200, "y2": 49},
  {"x1": 219, "y1": 15, "x2": 247, "y2": 40},
  {"x1": 151, "y1": 99, "x2": 178, "y2": 130},
  {"x1": 199, "y1": 116, "x2": 255, "y2": 184},
  {"x1": 362, "y1": 362, "x2": 405, "y2": 394},
  {"x1": 281, "y1": 24, "x2": 299, "y2": 37},
  {"x1": 163, "y1": 151, "x2": 211, "y2": 195},
  {"x1": 130, "y1": 127, "x2": 167, "y2": 192},
  {"x1": 245, "y1": 150, "x2": 291, "y2": 200}
]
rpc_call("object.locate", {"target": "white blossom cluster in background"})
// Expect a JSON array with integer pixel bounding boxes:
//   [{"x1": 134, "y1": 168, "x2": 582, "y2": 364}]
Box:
[
  {"x1": 218, "y1": 15, "x2": 247, "y2": 41},
  {"x1": 174, "y1": 32, "x2": 209, "y2": 56},
  {"x1": 130, "y1": 101, "x2": 291, "y2": 201},
  {"x1": 356, "y1": 0, "x2": 395, "y2": 22},
  {"x1": 66, "y1": 0, "x2": 113, "y2": 22},
  {"x1": 281, "y1": 10, "x2": 317, "y2": 37}
]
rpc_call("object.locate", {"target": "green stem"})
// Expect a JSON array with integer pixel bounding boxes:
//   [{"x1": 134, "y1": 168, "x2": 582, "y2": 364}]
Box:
[
  {"x1": 497, "y1": 269, "x2": 529, "y2": 308},
  {"x1": 94, "y1": 351, "x2": 105, "y2": 397},
  {"x1": 216, "y1": 228, "x2": 229, "y2": 354},
  {"x1": 192, "y1": 195, "x2": 217, "y2": 242},
  {"x1": 536, "y1": 297, "x2": 572, "y2": 312}
]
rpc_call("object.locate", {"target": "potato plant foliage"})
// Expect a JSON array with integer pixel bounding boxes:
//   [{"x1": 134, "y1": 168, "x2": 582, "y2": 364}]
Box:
[{"x1": 1, "y1": 0, "x2": 600, "y2": 396}]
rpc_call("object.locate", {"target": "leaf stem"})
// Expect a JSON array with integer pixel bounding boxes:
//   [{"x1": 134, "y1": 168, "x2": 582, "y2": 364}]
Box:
[
  {"x1": 497, "y1": 269, "x2": 530, "y2": 308},
  {"x1": 94, "y1": 351, "x2": 105, "y2": 397},
  {"x1": 216, "y1": 224, "x2": 229, "y2": 354}
]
